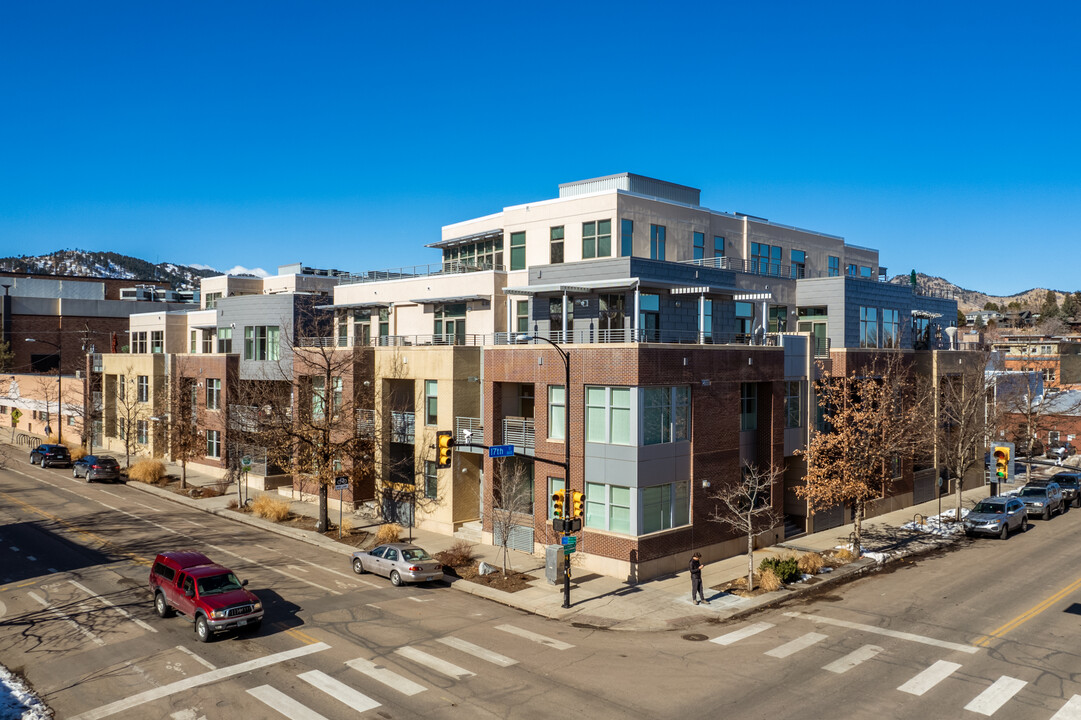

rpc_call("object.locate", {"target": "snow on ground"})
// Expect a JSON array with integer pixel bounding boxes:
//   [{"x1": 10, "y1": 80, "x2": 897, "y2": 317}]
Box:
[
  {"x1": 899, "y1": 507, "x2": 970, "y2": 537},
  {"x1": 0, "y1": 665, "x2": 50, "y2": 720}
]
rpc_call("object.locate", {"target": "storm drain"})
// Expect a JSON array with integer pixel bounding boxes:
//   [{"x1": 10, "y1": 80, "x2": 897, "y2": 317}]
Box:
[{"x1": 682, "y1": 633, "x2": 709, "y2": 642}]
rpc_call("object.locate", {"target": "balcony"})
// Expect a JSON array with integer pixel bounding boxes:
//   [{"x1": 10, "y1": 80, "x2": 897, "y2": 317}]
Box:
[
  {"x1": 502, "y1": 417, "x2": 535, "y2": 452},
  {"x1": 335, "y1": 260, "x2": 504, "y2": 286},
  {"x1": 455, "y1": 416, "x2": 483, "y2": 451},
  {"x1": 357, "y1": 409, "x2": 376, "y2": 436}
]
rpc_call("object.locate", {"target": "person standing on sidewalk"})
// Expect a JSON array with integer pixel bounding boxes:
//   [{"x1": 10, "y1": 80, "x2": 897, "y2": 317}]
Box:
[{"x1": 690, "y1": 552, "x2": 708, "y2": 605}]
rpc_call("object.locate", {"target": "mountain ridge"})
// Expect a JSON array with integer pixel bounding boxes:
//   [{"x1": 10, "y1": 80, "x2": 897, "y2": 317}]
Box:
[{"x1": 0, "y1": 250, "x2": 219, "y2": 289}]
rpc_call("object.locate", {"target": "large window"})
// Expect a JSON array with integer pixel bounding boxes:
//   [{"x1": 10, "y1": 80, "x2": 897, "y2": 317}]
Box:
[
  {"x1": 550, "y1": 226, "x2": 564, "y2": 264},
  {"x1": 206, "y1": 379, "x2": 221, "y2": 410},
  {"x1": 151, "y1": 331, "x2": 164, "y2": 353},
  {"x1": 769, "y1": 307, "x2": 787, "y2": 333},
  {"x1": 791, "y1": 250, "x2": 806, "y2": 279},
  {"x1": 354, "y1": 316, "x2": 371, "y2": 346},
  {"x1": 137, "y1": 375, "x2": 149, "y2": 403},
  {"x1": 751, "y1": 242, "x2": 781, "y2": 275},
  {"x1": 137, "y1": 420, "x2": 149, "y2": 444},
  {"x1": 131, "y1": 332, "x2": 147, "y2": 354},
  {"x1": 244, "y1": 326, "x2": 280, "y2": 361},
  {"x1": 714, "y1": 236, "x2": 725, "y2": 259},
  {"x1": 425, "y1": 380, "x2": 438, "y2": 426},
  {"x1": 702, "y1": 299, "x2": 713, "y2": 342},
  {"x1": 882, "y1": 308, "x2": 900, "y2": 348},
  {"x1": 202, "y1": 330, "x2": 213, "y2": 354},
  {"x1": 650, "y1": 224, "x2": 666, "y2": 260},
  {"x1": 424, "y1": 461, "x2": 438, "y2": 499},
  {"x1": 693, "y1": 231, "x2": 705, "y2": 260},
  {"x1": 585, "y1": 483, "x2": 631, "y2": 534},
  {"x1": 548, "y1": 385, "x2": 565, "y2": 440},
  {"x1": 785, "y1": 381, "x2": 802, "y2": 428},
  {"x1": 312, "y1": 376, "x2": 343, "y2": 421},
  {"x1": 548, "y1": 298, "x2": 572, "y2": 336},
  {"x1": 206, "y1": 429, "x2": 221, "y2": 459},
  {"x1": 639, "y1": 294, "x2": 659, "y2": 341},
  {"x1": 860, "y1": 307, "x2": 878, "y2": 348},
  {"x1": 641, "y1": 386, "x2": 690, "y2": 445},
  {"x1": 582, "y1": 219, "x2": 611, "y2": 259},
  {"x1": 509, "y1": 231, "x2": 526, "y2": 271},
  {"x1": 642, "y1": 481, "x2": 690, "y2": 534},
  {"x1": 217, "y1": 327, "x2": 232, "y2": 353},
  {"x1": 736, "y1": 302, "x2": 754, "y2": 336},
  {"x1": 828, "y1": 256, "x2": 840, "y2": 277},
  {"x1": 740, "y1": 383, "x2": 757, "y2": 431},
  {"x1": 204, "y1": 292, "x2": 223, "y2": 309},
  {"x1": 585, "y1": 386, "x2": 631, "y2": 445},
  {"x1": 620, "y1": 219, "x2": 633, "y2": 257},
  {"x1": 860, "y1": 266, "x2": 873, "y2": 279},
  {"x1": 516, "y1": 300, "x2": 529, "y2": 334}
]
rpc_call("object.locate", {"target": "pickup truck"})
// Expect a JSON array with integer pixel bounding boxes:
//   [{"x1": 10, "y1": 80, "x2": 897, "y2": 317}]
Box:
[{"x1": 149, "y1": 551, "x2": 263, "y2": 642}]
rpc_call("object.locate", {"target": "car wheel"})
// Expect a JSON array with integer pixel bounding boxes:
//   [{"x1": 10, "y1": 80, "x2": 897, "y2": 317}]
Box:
[
  {"x1": 1044, "y1": 507, "x2": 1051, "y2": 521},
  {"x1": 154, "y1": 592, "x2": 173, "y2": 618},
  {"x1": 999, "y1": 524, "x2": 1009, "y2": 540},
  {"x1": 41, "y1": 459, "x2": 50, "y2": 469},
  {"x1": 1063, "y1": 502, "x2": 1070, "y2": 515},
  {"x1": 73, "y1": 468, "x2": 79, "y2": 478},
  {"x1": 195, "y1": 615, "x2": 211, "y2": 642},
  {"x1": 1022, "y1": 518, "x2": 1029, "y2": 532},
  {"x1": 390, "y1": 570, "x2": 402, "y2": 587},
  {"x1": 352, "y1": 558, "x2": 365, "y2": 575}
]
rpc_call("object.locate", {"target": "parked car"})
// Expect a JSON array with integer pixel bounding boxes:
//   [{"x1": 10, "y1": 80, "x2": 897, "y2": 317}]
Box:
[
  {"x1": 29, "y1": 444, "x2": 72, "y2": 468},
  {"x1": 1050, "y1": 472, "x2": 1081, "y2": 507},
  {"x1": 72, "y1": 455, "x2": 121, "y2": 483},
  {"x1": 1018, "y1": 482, "x2": 1066, "y2": 520},
  {"x1": 1046, "y1": 442, "x2": 1076, "y2": 461},
  {"x1": 351, "y1": 543, "x2": 445, "y2": 586},
  {"x1": 1017, "y1": 438, "x2": 1045, "y2": 457},
  {"x1": 964, "y1": 496, "x2": 1029, "y2": 539},
  {"x1": 149, "y1": 551, "x2": 263, "y2": 642}
]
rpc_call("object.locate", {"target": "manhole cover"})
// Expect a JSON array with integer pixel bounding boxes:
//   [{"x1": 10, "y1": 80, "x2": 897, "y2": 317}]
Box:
[{"x1": 682, "y1": 633, "x2": 708, "y2": 642}]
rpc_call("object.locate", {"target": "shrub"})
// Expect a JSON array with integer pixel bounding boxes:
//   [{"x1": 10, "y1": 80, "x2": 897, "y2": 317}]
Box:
[
  {"x1": 226, "y1": 498, "x2": 239, "y2": 510},
  {"x1": 340, "y1": 516, "x2": 353, "y2": 535},
  {"x1": 375, "y1": 523, "x2": 402, "y2": 545},
  {"x1": 759, "y1": 555, "x2": 801, "y2": 584},
  {"x1": 251, "y1": 495, "x2": 291, "y2": 522},
  {"x1": 69, "y1": 446, "x2": 88, "y2": 461},
  {"x1": 798, "y1": 552, "x2": 826, "y2": 575},
  {"x1": 830, "y1": 547, "x2": 857, "y2": 565},
  {"x1": 434, "y1": 540, "x2": 476, "y2": 568},
  {"x1": 128, "y1": 459, "x2": 167, "y2": 484},
  {"x1": 757, "y1": 568, "x2": 782, "y2": 592}
]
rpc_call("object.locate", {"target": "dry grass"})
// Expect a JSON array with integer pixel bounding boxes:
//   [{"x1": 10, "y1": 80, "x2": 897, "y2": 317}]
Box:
[
  {"x1": 434, "y1": 540, "x2": 476, "y2": 568},
  {"x1": 829, "y1": 547, "x2": 857, "y2": 565},
  {"x1": 375, "y1": 523, "x2": 402, "y2": 545},
  {"x1": 798, "y1": 552, "x2": 827, "y2": 575},
  {"x1": 69, "y1": 446, "x2": 89, "y2": 461},
  {"x1": 251, "y1": 495, "x2": 292, "y2": 522},
  {"x1": 340, "y1": 516, "x2": 353, "y2": 535},
  {"x1": 128, "y1": 459, "x2": 167, "y2": 484},
  {"x1": 757, "y1": 567, "x2": 782, "y2": 592},
  {"x1": 226, "y1": 498, "x2": 239, "y2": 510}
]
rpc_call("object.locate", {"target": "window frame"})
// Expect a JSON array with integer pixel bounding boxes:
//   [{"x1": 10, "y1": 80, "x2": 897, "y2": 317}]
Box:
[
  {"x1": 740, "y1": 383, "x2": 757, "y2": 431},
  {"x1": 206, "y1": 378, "x2": 221, "y2": 410},
  {"x1": 620, "y1": 219, "x2": 633, "y2": 257},
  {"x1": 509, "y1": 231, "x2": 526, "y2": 271},
  {"x1": 693, "y1": 231, "x2": 705, "y2": 260},
  {"x1": 547, "y1": 385, "x2": 565, "y2": 440},
  {"x1": 206, "y1": 429, "x2": 221, "y2": 458},
  {"x1": 649, "y1": 224, "x2": 666, "y2": 260},
  {"x1": 585, "y1": 386, "x2": 632, "y2": 445},
  {"x1": 425, "y1": 379, "x2": 438, "y2": 426},
  {"x1": 550, "y1": 226, "x2": 564, "y2": 264},
  {"x1": 137, "y1": 375, "x2": 149, "y2": 403}
]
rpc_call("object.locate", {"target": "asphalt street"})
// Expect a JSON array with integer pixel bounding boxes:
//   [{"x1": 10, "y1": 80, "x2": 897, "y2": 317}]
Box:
[{"x1": 3, "y1": 456, "x2": 1081, "y2": 719}]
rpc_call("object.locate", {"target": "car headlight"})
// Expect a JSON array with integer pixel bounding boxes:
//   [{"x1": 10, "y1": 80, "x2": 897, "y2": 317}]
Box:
[
  {"x1": 1031, "y1": 501, "x2": 1044, "y2": 507},
  {"x1": 211, "y1": 609, "x2": 227, "y2": 619},
  {"x1": 252, "y1": 602, "x2": 262, "y2": 611}
]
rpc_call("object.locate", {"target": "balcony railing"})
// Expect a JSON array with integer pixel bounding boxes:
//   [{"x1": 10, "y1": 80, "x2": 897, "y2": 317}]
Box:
[
  {"x1": 455, "y1": 416, "x2": 483, "y2": 450},
  {"x1": 681, "y1": 256, "x2": 819, "y2": 279},
  {"x1": 502, "y1": 417, "x2": 535, "y2": 450},
  {"x1": 391, "y1": 411, "x2": 415, "y2": 444},
  {"x1": 357, "y1": 409, "x2": 376, "y2": 436},
  {"x1": 812, "y1": 337, "x2": 831, "y2": 358},
  {"x1": 228, "y1": 405, "x2": 262, "y2": 433},
  {"x1": 335, "y1": 260, "x2": 504, "y2": 286},
  {"x1": 303, "y1": 329, "x2": 781, "y2": 349}
]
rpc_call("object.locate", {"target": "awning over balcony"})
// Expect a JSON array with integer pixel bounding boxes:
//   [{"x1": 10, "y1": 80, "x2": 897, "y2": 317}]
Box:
[
  {"x1": 426, "y1": 228, "x2": 504, "y2": 249},
  {"x1": 408, "y1": 294, "x2": 492, "y2": 305},
  {"x1": 503, "y1": 277, "x2": 640, "y2": 296}
]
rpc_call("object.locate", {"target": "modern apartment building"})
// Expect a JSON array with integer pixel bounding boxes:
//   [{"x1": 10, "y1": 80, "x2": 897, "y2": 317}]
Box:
[{"x1": 990, "y1": 335, "x2": 1081, "y2": 389}]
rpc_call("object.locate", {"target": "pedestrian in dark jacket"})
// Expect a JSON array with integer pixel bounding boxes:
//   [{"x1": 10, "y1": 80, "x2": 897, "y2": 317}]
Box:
[{"x1": 690, "y1": 552, "x2": 708, "y2": 605}]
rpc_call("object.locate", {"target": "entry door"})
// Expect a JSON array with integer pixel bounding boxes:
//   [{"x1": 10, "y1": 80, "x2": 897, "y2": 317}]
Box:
[
  {"x1": 798, "y1": 321, "x2": 827, "y2": 355},
  {"x1": 444, "y1": 319, "x2": 465, "y2": 345}
]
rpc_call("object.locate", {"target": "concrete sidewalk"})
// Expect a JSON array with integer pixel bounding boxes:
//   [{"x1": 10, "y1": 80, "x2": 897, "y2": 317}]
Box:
[{"x1": 11, "y1": 435, "x2": 1077, "y2": 632}]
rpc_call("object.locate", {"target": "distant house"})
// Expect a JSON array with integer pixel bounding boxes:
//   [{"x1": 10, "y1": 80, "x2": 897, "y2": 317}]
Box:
[
  {"x1": 965, "y1": 310, "x2": 1002, "y2": 326},
  {"x1": 1003, "y1": 310, "x2": 1035, "y2": 329}
]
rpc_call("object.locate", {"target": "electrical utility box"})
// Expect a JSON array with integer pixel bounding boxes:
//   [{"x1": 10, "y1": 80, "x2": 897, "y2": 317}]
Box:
[{"x1": 545, "y1": 545, "x2": 565, "y2": 584}]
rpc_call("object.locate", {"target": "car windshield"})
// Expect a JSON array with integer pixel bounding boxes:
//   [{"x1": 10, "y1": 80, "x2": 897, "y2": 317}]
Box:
[
  {"x1": 196, "y1": 572, "x2": 243, "y2": 596},
  {"x1": 401, "y1": 548, "x2": 433, "y2": 562},
  {"x1": 1019, "y1": 487, "x2": 1047, "y2": 497},
  {"x1": 1054, "y1": 476, "x2": 1079, "y2": 487},
  {"x1": 973, "y1": 502, "x2": 1005, "y2": 514}
]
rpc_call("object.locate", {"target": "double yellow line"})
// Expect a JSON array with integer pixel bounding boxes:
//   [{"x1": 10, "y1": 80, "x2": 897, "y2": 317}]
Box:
[{"x1": 974, "y1": 575, "x2": 1081, "y2": 647}]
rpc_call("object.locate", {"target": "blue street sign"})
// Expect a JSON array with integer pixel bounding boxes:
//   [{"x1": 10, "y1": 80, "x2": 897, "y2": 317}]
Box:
[{"x1": 488, "y1": 444, "x2": 515, "y2": 458}]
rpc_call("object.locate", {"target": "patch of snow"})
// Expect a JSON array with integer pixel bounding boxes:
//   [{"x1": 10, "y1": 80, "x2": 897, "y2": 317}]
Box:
[
  {"x1": 900, "y1": 507, "x2": 969, "y2": 537},
  {"x1": 0, "y1": 664, "x2": 50, "y2": 720}
]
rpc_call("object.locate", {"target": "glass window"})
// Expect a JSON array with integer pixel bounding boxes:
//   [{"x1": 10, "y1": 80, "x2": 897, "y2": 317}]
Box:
[
  {"x1": 510, "y1": 231, "x2": 526, "y2": 270},
  {"x1": 791, "y1": 250, "x2": 806, "y2": 279},
  {"x1": 585, "y1": 386, "x2": 632, "y2": 445},
  {"x1": 860, "y1": 307, "x2": 878, "y2": 348},
  {"x1": 516, "y1": 300, "x2": 529, "y2": 334},
  {"x1": 860, "y1": 266, "x2": 873, "y2": 279},
  {"x1": 582, "y1": 221, "x2": 596, "y2": 259},
  {"x1": 425, "y1": 380, "x2": 438, "y2": 426},
  {"x1": 424, "y1": 461, "x2": 438, "y2": 499},
  {"x1": 550, "y1": 226, "x2": 564, "y2": 264},
  {"x1": 620, "y1": 219, "x2": 633, "y2": 257},
  {"x1": 190, "y1": 330, "x2": 197, "y2": 353},
  {"x1": 586, "y1": 387, "x2": 607, "y2": 443},
  {"x1": 785, "y1": 381, "x2": 801, "y2": 428},
  {"x1": 828, "y1": 256, "x2": 840, "y2": 277},
  {"x1": 151, "y1": 331, "x2": 164, "y2": 353},
  {"x1": 137, "y1": 375, "x2": 149, "y2": 403},
  {"x1": 217, "y1": 327, "x2": 232, "y2": 354},
  {"x1": 769, "y1": 307, "x2": 787, "y2": 333},
  {"x1": 650, "y1": 224, "x2": 666, "y2": 260},
  {"x1": 202, "y1": 330, "x2": 213, "y2": 354},
  {"x1": 714, "y1": 236, "x2": 724, "y2": 258},
  {"x1": 597, "y1": 219, "x2": 611, "y2": 257},
  {"x1": 611, "y1": 387, "x2": 631, "y2": 445},
  {"x1": 206, "y1": 379, "x2": 221, "y2": 410},
  {"x1": 882, "y1": 309, "x2": 900, "y2": 348},
  {"x1": 735, "y1": 301, "x2": 753, "y2": 336},
  {"x1": 244, "y1": 326, "x2": 280, "y2": 361},
  {"x1": 205, "y1": 292, "x2": 222, "y2": 310},
  {"x1": 610, "y1": 485, "x2": 631, "y2": 533},
  {"x1": 379, "y1": 308, "x2": 390, "y2": 340},
  {"x1": 752, "y1": 243, "x2": 782, "y2": 276},
  {"x1": 548, "y1": 385, "x2": 565, "y2": 440},
  {"x1": 642, "y1": 485, "x2": 672, "y2": 534},
  {"x1": 582, "y1": 219, "x2": 612, "y2": 259},
  {"x1": 702, "y1": 299, "x2": 713, "y2": 342},
  {"x1": 206, "y1": 429, "x2": 221, "y2": 458},
  {"x1": 585, "y1": 481, "x2": 606, "y2": 529},
  {"x1": 137, "y1": 419, "x2": 148, "y2": 444},
  {"x1": 693, "y1": 231, "x2": 705, "y2": 260},
  {"x1": 847, "y1": 264, "x2": 858, "y2": 277},
  {"x1": 741, "y1": 383, "x2": 757, "y2": 431},
  {"x1": 641, "y1": 386, "x2": 690, "y2": 445}
]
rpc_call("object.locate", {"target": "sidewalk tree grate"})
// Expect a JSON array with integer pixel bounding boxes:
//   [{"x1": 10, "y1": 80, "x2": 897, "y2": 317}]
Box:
[{"x1": 681, "y1": 634, "x2": 709, "y2": 642}]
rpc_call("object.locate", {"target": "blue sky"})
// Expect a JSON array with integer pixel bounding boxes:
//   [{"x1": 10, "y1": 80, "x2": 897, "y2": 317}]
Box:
[{"x1": 2, "y1": 1, "x2": 1079, "y2": 295}]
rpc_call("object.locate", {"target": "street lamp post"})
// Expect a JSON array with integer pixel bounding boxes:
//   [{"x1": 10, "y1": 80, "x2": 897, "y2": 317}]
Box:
[
  {"x1": 26, "y1": 338, "x2": 62, "y2": 444},
  {"x1": 516, "y1": 333, "x2": 572, "y2": 609}
]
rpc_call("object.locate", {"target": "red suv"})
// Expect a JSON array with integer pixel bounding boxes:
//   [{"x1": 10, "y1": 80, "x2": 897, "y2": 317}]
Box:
[{"x1": 149, "y1": 551, "x2": 263, "y2": 642}]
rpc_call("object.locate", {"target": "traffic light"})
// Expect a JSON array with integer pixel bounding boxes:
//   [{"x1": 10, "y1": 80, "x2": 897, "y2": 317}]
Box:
[
  {"x1": 991, "y1": 443, "x2": 1014, "y2": 483},
  {"x1": 436, "y1": 431, "x2": 455, "y2": 468},
  {"x1": 552, "y1": 489, "x2": 565, "y2": 518},
  {"x1": 571, "y1": 490, "x2": 585, "y2": 518}
]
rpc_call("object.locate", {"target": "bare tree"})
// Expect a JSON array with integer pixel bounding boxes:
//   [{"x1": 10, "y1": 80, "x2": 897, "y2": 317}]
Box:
[
  {"x1": 490, "y1": 457, "x2": 535, "y2": 576},
  {"x1": 32, "y1": 372, "x2": 62, "y2": 440},
  {"x1": 798, "y1": 353, "x2": 932, "y2": 556},
  {"x1": 167, "y1": 358, "x2": 206, "y2": 490},
  {"x1": 112, "y1": 365, "x2": 156, "y2": 468},
  {"x1": 707, "y1": 462, "x2": 783, "y2": 591}
]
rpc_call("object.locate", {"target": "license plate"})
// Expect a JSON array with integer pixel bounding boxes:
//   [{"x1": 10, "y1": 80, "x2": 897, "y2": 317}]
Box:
[{"x1": 236, "y1": 619, "x2": 247, "y2": 627}]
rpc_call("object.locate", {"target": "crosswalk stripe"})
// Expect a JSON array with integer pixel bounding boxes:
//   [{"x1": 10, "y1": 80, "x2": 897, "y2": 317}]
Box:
[
  {"x1": 765, "y1": 632, "x2": 827, "y2": 658},
  {"x1": 823, "y1": 644, "x2": 883, "y2": 674},
  {"x1": 345, "y1": 658, "x2": 427, "y2": 696},
  {"x1": 438, "y1": 637, "x2": 518, "y2": 667},
  {"x1": 898, "y1": 660, "x2": 962, "y2": 696},
  {"x1": 495, "y1": 624, "x2": 574, "y2": 650},
  {"x1": 1051, "y1": 694, "x2": 1081, "y2": 719},
  {"x1": 710, "y1": 622, "x2": 775, "y2": 646},
  {"x1": 247, "y1": 685, "x2": 329, "y2": 720},
  {"x1": 783, "y1": 611, "x2": 979, "y2": 654},
  {"x1": 298, "y1": 670, "x2": 381, "y2": 713},
  {"x1": 395, "y1": 646, "x2": 475, "y2": 679},
  {"x1": 964, "y1": 676, "x2": 1027, "y2": 716}
]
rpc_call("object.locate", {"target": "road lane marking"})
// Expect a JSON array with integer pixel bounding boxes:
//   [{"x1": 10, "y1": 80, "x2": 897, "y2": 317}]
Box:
[
  {"x1": 783, "y1": 611, "x2": 979, "y2": 654},
  {"x1": 964, "y1": 675, "x2": 1027, "y2": 716},
  {"x1": 27, "y1": 555, "x2": 36, "y2": 561},
  {"x1": 298, "y1": 670, "x2": 381, "y2": 712},
  {"x1": 175, "y1": 645, "x2": 216, "y2": 670},
  {"x1": 438, "y1": 636, "x2": 518, "y2": 666},
  {"x1": 765, "y1": 632, "x2": 827, "y2": 658},
  {"x1": 256, "y1": 547, "x2": 381, "y2": 588},
  {"x1": 70, "y1": 642, "x2": 331, "y2": 720},
  {"x1": 247, "y1": 685, "x2": 329, "y2": 720},
  {"x1": 710, "y1": 622, "x2": 775, "y2": 646},
  {"x1": 68, "y1": 580, "x2": 157, "y2": 633},
  {"x1": 974, "y1": 576, "x2": 1081, "y2": 647},
  {"x1": 345, "y1": 657, "x2": 427, "y2": 696},
  {"x1": 823, "y1": 644, "x2": 882, "y2": 674},
  {"x1": 495, "y1": 624, "x2": 575, "y2": 650},
  {"x1": 204, "y1": 543, "x2": 341, "y2": 595},
  {"x1": 897, "y1": 660, "x2": 962, "y2": 696},
  {"x1": 1051, "y1": 695, "x2": 1081, "y2": 719},
  {"x1": 28, "y1": 590, "x2": 105, "y2": 646},
  {"x1": 407, "y1": 596, "x2": 432, "y2": 603},
  {"x1": 394, "y1": 646, "x2": 475, "y2": 679}
]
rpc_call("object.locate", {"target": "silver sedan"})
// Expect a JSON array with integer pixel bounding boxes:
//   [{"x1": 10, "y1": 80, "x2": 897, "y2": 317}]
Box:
[{"x1": 351, "y1": 543, "x2": 445, "y2": 586}]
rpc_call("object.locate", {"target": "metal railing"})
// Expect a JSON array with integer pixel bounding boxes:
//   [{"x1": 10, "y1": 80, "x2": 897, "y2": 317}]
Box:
[
  {"x1": 812, "y1": 337, "x2": 831, "y2": 357},
  {"x1": 228, "y1": 405, "x2": 262, "y2": 433},
  {"x1": 681, "y1": 256, "x2": 819, "y2": 279},
  {"x1": 301, "y1": 329, "x2": 783, "y2": 349},
  {"x1": 357, "y1": 409, "x2": 376, "y2": 436},
  {"x1": 455, "y1": 416, "x2": 483, "y2": 448},
  {"x1": 502, "y1": 417, "x2": 535, "y2": 450},
  {"x1": 335, "y1": 260, "x2": 504, "y2": 286},
  {"x1": 390, "y1": 411, "x2": 415, "y2": 444}
]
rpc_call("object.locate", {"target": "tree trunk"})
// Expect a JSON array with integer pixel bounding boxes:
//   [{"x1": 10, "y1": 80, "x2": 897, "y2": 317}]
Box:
[
  {"x1": 852, "y1": 500, "x2": 864, "y2": 557},
  {"x1": 180, "y1": 458, "x2": 187, "y2": 490},
  {"x1": 318, "y1": 483, "x2": 329, "y2": 533},
  {"x1": 747, "y1": 514, "x2": 755, "y2": 592}
]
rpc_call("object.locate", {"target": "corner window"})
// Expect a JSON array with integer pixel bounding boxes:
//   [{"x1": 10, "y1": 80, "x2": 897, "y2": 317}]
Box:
[
  {"x1": 585, "y1": 386, "x2": 631, "y2": 445},
  {"x1": 740, "y1": 383, "x2": 757, "y2": 431},
  {"x1": 642, "y1": 481, "x2": 689, "y2": 534},
  {"x1": 425, "y1": 380, "x2": 438, "y2": 426},
  {"x1": 641, "y1": 386, "x2": 690, "y2": 445},
  {"x1": 550, "y1": 226, "x2": 564, "y2": 264},
  {"x1": 548, "y1": 385, "x2": 565, "y2": 440},
  {"x1": 649, "y1": 224, "x2": 666, "y2": 260},
  {"x1": 510, "y1": 231, "x2": 526, "y2": 271},
  {"x1": 585, "y1": 482, "x2": 631, "y2": 534}
]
